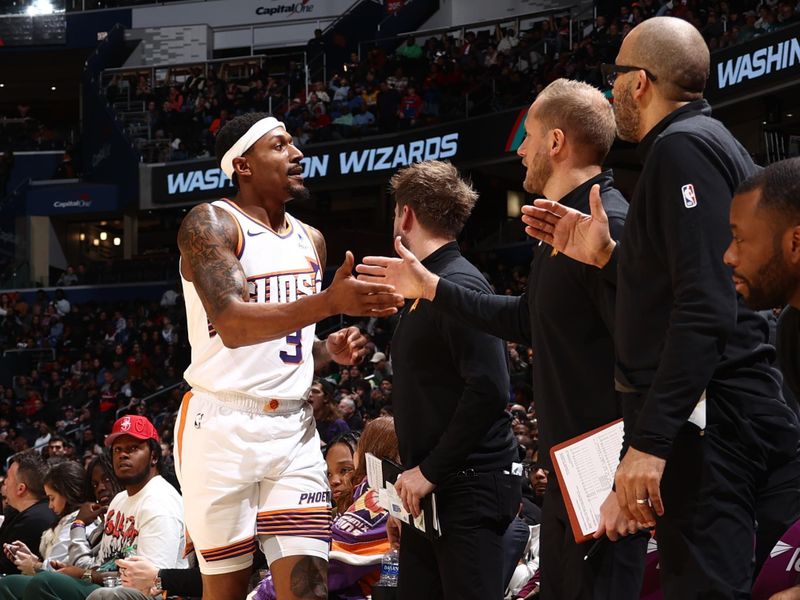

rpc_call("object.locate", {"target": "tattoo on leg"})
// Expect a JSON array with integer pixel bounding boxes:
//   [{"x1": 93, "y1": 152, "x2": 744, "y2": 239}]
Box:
[{"x1": 289, "y1": 556, "x2": 327, "y2": 599}]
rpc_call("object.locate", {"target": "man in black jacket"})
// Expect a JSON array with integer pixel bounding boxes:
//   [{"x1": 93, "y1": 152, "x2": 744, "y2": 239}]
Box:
[
  {"x1": 724, "y1": 157, "x2": 800, "y2": 576},
  {"x1": 375, "y1": 160, "x2": 520, "y2": 600},
  {"x1": 521, "y1": 16, "x2": 800, "y2": 598},
  {"x1": 359, "y1": 79, "x2": 647, "y2": 599},
  {"x1": 0, "y1": 451, "x2": 55, "y2": 575},
  {"x1": 723, "y1": 158, "x2": 800, "y2": 397}
]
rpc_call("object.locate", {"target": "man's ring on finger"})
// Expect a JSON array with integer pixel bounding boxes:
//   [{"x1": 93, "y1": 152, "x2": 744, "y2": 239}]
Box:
[{"x1": 635, "y1": 498, "x2": 650, "y2": 505}]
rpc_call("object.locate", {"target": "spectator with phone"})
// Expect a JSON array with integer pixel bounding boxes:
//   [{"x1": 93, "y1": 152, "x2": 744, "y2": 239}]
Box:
[
  {"x1": 0, "y1": 461, "x2": 96, "y2": 597},
  {"x1": 0, "y1": 452, "x2": 56, "y2": 575}
]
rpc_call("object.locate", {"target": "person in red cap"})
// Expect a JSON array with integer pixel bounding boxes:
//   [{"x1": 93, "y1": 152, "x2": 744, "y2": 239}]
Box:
[{"x1": 20, "y1": 415, "x2": 188, "y2": 600}]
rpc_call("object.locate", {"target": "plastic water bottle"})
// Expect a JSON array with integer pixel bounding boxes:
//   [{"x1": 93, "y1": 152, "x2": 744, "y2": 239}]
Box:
[{"x1": 378, "y1": 548, "x2": 399, "y2": 587}]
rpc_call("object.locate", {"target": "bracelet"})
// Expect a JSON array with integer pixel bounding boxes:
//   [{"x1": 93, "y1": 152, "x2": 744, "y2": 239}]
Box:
[{"x1": 70, "y1": 521, "x2": 86, "y2": 530}]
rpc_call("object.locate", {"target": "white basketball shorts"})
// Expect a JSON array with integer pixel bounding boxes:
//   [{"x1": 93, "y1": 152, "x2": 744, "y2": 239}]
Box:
[{"x1": 174, "y1": 388, "x2": 331, "y2": 575}]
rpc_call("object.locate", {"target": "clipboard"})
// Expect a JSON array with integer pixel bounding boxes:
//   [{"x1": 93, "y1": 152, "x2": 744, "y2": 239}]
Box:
[
  {"x1": 549, "y1": 419, "x2": 624, "y2": 544},
  {"x1": 365, "y1": 453, "x2": 441, "y2": 540}
]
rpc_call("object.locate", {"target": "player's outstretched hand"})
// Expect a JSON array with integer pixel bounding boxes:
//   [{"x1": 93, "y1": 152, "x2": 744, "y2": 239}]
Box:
[
  {"x1": 326, "y1": 326, "x2": 367, "y2": 365},
  {"x1": 521, "y1": 184, "x2": 616, "y2": 268},
  {"x1": 356, "y1": 237, "x2": 439, "y2": 300},
  {"x1": 328, "y1": 251, "x2": 404, "y2": 317}
]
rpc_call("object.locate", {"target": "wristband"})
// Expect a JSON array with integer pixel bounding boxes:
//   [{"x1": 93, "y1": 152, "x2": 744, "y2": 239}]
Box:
[{"x1": 71, "y1": 520, "x2": 86, "y2": 530}]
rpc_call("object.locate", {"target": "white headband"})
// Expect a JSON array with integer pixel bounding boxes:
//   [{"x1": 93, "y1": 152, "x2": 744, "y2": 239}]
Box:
[{"x1": 220, "y1": 116, "x2": 286, "y2": 179}]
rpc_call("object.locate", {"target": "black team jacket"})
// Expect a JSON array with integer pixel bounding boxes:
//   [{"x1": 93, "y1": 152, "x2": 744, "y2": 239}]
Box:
[
  {"x1": 607, "y1": 99, "x2": 797, "y2": 459},
  {"x1": 431, "y1": 171, "x2": 627, "y2": 469},
  {"x1": 391, "y1": 242, "x2": 517, "y2": 483}
]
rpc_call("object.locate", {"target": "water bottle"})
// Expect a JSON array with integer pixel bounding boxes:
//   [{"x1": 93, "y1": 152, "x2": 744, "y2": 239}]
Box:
[{"x1": 378, "y1": 548, "x2": 399, "y2": 587}]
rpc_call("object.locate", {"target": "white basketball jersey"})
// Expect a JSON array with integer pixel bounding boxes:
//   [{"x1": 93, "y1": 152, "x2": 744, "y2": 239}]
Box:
[{"x1": 182, "y1": 199, "x2": 322, "y2": 399}]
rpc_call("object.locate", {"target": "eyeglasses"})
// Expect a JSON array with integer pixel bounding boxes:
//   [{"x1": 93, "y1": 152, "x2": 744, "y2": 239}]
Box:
[{"x1": 601, "y1": 63, "x2": 658, "y2": 88}]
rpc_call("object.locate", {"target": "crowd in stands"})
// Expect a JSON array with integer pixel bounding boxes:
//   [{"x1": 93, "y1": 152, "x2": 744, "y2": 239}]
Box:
[
  {"x1": 0, "y1": 286, "x2": 188, "y2": 469},
  {"x1": 0, "y1": 255, "x2": 535, "y2": 461},
  {"x1": 2, "y1": 0, "x2": 799, "y2": 159},
  {"x1": 3, "y1": 0, "x2": 799, "y2": 159},
  {"x1": 106, "y1": 0, "x2": 800, "y2": 163}
]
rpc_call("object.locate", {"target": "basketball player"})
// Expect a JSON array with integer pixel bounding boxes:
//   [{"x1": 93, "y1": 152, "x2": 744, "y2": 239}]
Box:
[{"x1": 175, "y1": 113, "x2": 403, "y2": 600}]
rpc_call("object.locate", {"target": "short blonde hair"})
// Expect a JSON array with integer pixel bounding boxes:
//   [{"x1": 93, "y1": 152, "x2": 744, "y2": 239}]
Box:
[
  {"x1": 533, "y1": 79, "x2": 616, "y2": 165},
  {"x1": 389, "y1": 160, "x2": 478, "y2": 238}
]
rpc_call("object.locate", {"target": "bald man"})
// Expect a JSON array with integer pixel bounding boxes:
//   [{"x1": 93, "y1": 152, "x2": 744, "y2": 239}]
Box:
[{"x1": 521, "y1": 16, "x2": 800, "y2": 599}]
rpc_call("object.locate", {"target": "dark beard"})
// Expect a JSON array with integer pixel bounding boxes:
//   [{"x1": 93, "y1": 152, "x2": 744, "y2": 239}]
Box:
[
  {"x1": 614, "y1": 83, "x2": 640, "y2": 143},
  {"x1": 741, "y1": 249, "x2": 799, "y2": 310}
]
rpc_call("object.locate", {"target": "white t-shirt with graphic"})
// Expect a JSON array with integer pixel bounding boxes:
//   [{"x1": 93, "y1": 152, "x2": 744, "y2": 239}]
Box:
[{"x1": 96, "y1": 475, "x2": 188, "y2": 570}]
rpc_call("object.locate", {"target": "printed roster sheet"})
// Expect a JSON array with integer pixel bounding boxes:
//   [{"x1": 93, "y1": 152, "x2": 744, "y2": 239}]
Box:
[{"x1": 549, "y1": 419, "x2": 624, "y2": 543}]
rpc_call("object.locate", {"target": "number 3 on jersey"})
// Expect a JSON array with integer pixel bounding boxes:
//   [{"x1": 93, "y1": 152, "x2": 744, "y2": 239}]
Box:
[{"x1": 280, "y1": 330, "x2": 303, "y2": 364}]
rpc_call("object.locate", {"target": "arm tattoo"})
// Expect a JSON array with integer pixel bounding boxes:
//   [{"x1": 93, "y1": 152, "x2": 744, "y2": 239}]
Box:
[
  {"x1": 289, "y1": 556, "x2": 327, "y2": 599},
  {"x1": 177, "y1": 204, "x2": 247, "y2": 321}
]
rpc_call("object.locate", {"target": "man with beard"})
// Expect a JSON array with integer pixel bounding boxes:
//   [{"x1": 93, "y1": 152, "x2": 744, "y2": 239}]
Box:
[
  {"x1": 521, "y1": 16, "x2": 800, "y2": 598},
  {"x1": 724, "y1": 158, "x2": 800, "y2": 583},
  {"x1": 370, "y1": 160, "x2": 520, "y2": 600},
  {"x1": 175, "y1": 113, "x2": 403, "y2": 600},
  {"x1": 724, "y1": 158, "x2": 800, "y2": 410},
  {"x1": 357, "y1": 80, "x2": 647, "y2": 599},
  {"x1": 23, "y1": 415, "x2": 188, "y2": 599},
  {"x1": 724, "y1": 158, "x2": 800, "y2": 398}
]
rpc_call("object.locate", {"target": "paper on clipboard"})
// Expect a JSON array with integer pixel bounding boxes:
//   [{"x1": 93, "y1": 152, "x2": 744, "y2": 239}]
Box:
[
  {"x1": 550, "y1": 419, "x2": 624, "y2": 543},
  {"x1": 384, "y1": 483, "x2": 428, "y2": 532},
  {"x1": 366, "y1": 452, "x2": 384, "y2": 490}
]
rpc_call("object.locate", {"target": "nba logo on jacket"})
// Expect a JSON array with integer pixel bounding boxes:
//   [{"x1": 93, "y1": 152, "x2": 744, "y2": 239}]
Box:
[{"x1": 681, "y1": 183, "x2": 698, "y2": 208}]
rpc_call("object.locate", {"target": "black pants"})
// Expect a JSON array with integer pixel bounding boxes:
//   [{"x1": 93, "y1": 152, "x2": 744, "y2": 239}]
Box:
[
  {"x1": 539, "y1": 481, "x2": 648, "y2": 600},
  {"x1": 397, "y1": 470, "x2": 521, "y2": 600},
  {"x1": 622, "y1": 386, "x2": 799, "y2": 600}
]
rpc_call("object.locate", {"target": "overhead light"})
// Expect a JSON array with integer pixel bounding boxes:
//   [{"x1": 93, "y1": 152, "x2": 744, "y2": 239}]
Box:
[
  {"x1": 26, "y1": 0, "x2": 55, "y2": 16},
  {"x1": 113, "y1": 237, "x2": 121, "y2": 246},
  {"x1": 79, "y1": 233, "x2": 85, "y2": 241},
  {"x1": 0, "y1": 84, "x2": 4, "y2": 88},
  {"x1": 92, "y1": 238, "x2": 99, "y2": 246},
  {"x1": 788, "y1": 113, "x2": 794, "y2": 118},
  {"x1": 100, "y1": 231, "x2": 108, "y2": 241},
  {"x1": 50, "y1": 86, "x2": 56, "y2": 91},
  {"x1": 100, "y1": 221, "x2": 107, "y2": 226}
]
